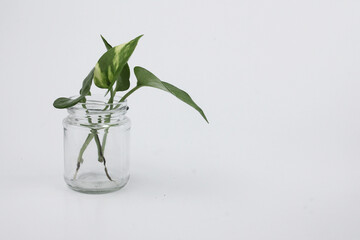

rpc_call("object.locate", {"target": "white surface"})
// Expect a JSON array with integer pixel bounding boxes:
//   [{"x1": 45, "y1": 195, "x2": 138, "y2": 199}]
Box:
[{"x1": 1, "y1": 0, "x2": 360, "y2": 239}]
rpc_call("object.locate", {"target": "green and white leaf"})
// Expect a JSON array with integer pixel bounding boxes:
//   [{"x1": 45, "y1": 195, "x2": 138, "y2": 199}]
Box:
[
  {"x1": 53, "y1": 68, "x2": 94, "y2": 109},
  {"x1": 133, "y1": 66, "x2": 208, "y2": 123},
  {"x1": 94, "y1": 35, "x2": 142, "y2": 90},
  {"x1": 100, "y1": 35, "x2": 131, "y2": 92},
  {"x1": 100, "y1": 35, "x2": 112, "y2": 50}
]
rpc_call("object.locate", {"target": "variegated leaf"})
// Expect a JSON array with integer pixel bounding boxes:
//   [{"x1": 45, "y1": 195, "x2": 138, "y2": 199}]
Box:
[
  {"x1": 100, "y1": 35, "x2": 131, "y2": 92},
  {"x1": 94, "y1": 35, "x2": 142, "y2": 89}
]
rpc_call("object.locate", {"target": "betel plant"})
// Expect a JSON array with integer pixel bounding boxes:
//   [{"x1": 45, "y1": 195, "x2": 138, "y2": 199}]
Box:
[{"x1": 54, "y1": 35, "x2": 208, "y2": 188}]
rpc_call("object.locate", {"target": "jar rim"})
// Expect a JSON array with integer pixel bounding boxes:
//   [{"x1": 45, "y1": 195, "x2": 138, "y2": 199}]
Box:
[{"x1": 67, "y1": 94, "x2": 127, "y2": 111}]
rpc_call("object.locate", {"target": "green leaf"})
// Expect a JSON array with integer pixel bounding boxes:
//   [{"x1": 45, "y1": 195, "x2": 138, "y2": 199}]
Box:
[
  {"x1": 100, "y1": 35, "x2": 131, "y2": 92},
  {"x1": 100, "y1": 35, "x2": 112, "y2": 50},
  {"x1": 115, "y1": 63, "x2": 130, "y2": 91},
  {"x1": 133, "y1": 66, "x2": 208, "y2": 123},
  {"x1": 53, "y1": 68, "x2": 94, "y2": 109},
  {"x1": 53, "y1": 96, "x2": 84, "y2": 109},
  {"x1": 94, "y1": 35, "x2": 142, "y2": 89},
  {"x1": 79, "y1": 68, "x2": 94, "y2": 95}
]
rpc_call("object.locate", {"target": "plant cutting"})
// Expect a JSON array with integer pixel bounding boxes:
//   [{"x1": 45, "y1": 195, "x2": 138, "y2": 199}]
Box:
[{"x1": 54, "y1": 35, "x2": 208, "y2": 193}]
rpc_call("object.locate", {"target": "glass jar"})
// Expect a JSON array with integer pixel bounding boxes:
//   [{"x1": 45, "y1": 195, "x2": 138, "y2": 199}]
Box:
[{"x1": 63, "y1": 95, "x2": 130, "y2": 193}]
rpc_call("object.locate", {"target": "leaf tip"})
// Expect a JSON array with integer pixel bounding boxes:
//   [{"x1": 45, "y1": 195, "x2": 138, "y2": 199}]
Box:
[
  {"x1": 100, "y1": 34, "x2": 106, "y2": 41},
  {"x1": 200, "y1": 111, "x2": 209, "y2": 124},
  {"x1": 136, "y1": 34, "x2": 144, "y2": 40}
]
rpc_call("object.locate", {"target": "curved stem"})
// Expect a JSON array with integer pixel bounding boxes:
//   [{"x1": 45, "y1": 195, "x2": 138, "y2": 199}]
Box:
[
  {"x1": 74, "y1": 83, "x2": 137, "y2": 181},
  {"x1": 120, "y1": 85, "x2": 140, "y2": 102},
  {"x1": 73, "y1": 133, "x2": 94, "y2": 179},
  {"x1": 101, "y1": 128, "x2": 109, "y2": 152},
  {"x1": 101, "y1": 90, "x2": 114, "y2": 153},
  {"x1": 91, "y1": 129, "x2": 113, "y2": 181},
  {"x1": 73, "y1": 102, "x2": 94, "y2": 180}
]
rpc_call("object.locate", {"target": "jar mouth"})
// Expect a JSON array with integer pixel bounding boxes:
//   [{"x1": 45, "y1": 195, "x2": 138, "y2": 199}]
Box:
[{"x1": 68, "y1": 94, "x2": 127, "y2": 111}]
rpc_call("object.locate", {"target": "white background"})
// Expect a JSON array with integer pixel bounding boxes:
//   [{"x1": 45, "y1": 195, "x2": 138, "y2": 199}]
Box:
[{"x1": 1, "y1": 0, "x2": 360, "y2": 239}]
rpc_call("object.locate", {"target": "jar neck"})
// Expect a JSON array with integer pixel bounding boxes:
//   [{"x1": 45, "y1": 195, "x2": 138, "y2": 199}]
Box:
[{"x1": 66, "y1": 96, "x2": 128, "y2": 127}]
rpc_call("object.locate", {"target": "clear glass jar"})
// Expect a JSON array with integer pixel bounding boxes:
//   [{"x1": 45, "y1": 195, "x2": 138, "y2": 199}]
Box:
[{"x1": 63, "y1": 95, "x2": 130, "y2": 193}]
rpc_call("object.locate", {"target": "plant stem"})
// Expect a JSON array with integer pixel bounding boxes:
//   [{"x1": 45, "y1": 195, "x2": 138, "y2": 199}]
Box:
[
  {"x1": 73, "y1": 133, "x2": 94, "y2": 179},
  {"x1": 109, "y1": 85, "x2": 140, "y2": 110},
  {"x1": 120, "y1": 85, "x2": 140, "y2": 102},
  {"x1": 101, "y1": 89, "x2": 115, "y2": 153},
  {"x1": 102, "y1": 88, "x2": 115, "y2": 111},
  {"x1": 74, "y1": 84, "x2": 135, "y2": 181},
  {"x1": 91, "y1": 129, "x2": 113, "y2": 181},
  {"x1": 74, "y1": 90, "x2": 116, "y2": 181},
  {"x1": 102, "y1": 128, "x2": 109, "y2": 152},
  {"x1": 99, "y1": 85, "x2": 135, "y2": 152},
  {"x1": 72, "y1": 102, "x2": 94, "y2": 180}
]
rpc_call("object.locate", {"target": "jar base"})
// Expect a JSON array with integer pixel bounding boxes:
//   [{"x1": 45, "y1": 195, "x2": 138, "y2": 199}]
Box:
[{"x1": 65, "y1": 173, "x2": 129, "y2": 194}]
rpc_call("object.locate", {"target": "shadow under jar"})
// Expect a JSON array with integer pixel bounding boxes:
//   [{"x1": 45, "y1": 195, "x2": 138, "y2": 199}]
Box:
[{"x1": 63, "y1": 95, "x2": 130, "y2": 193}]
